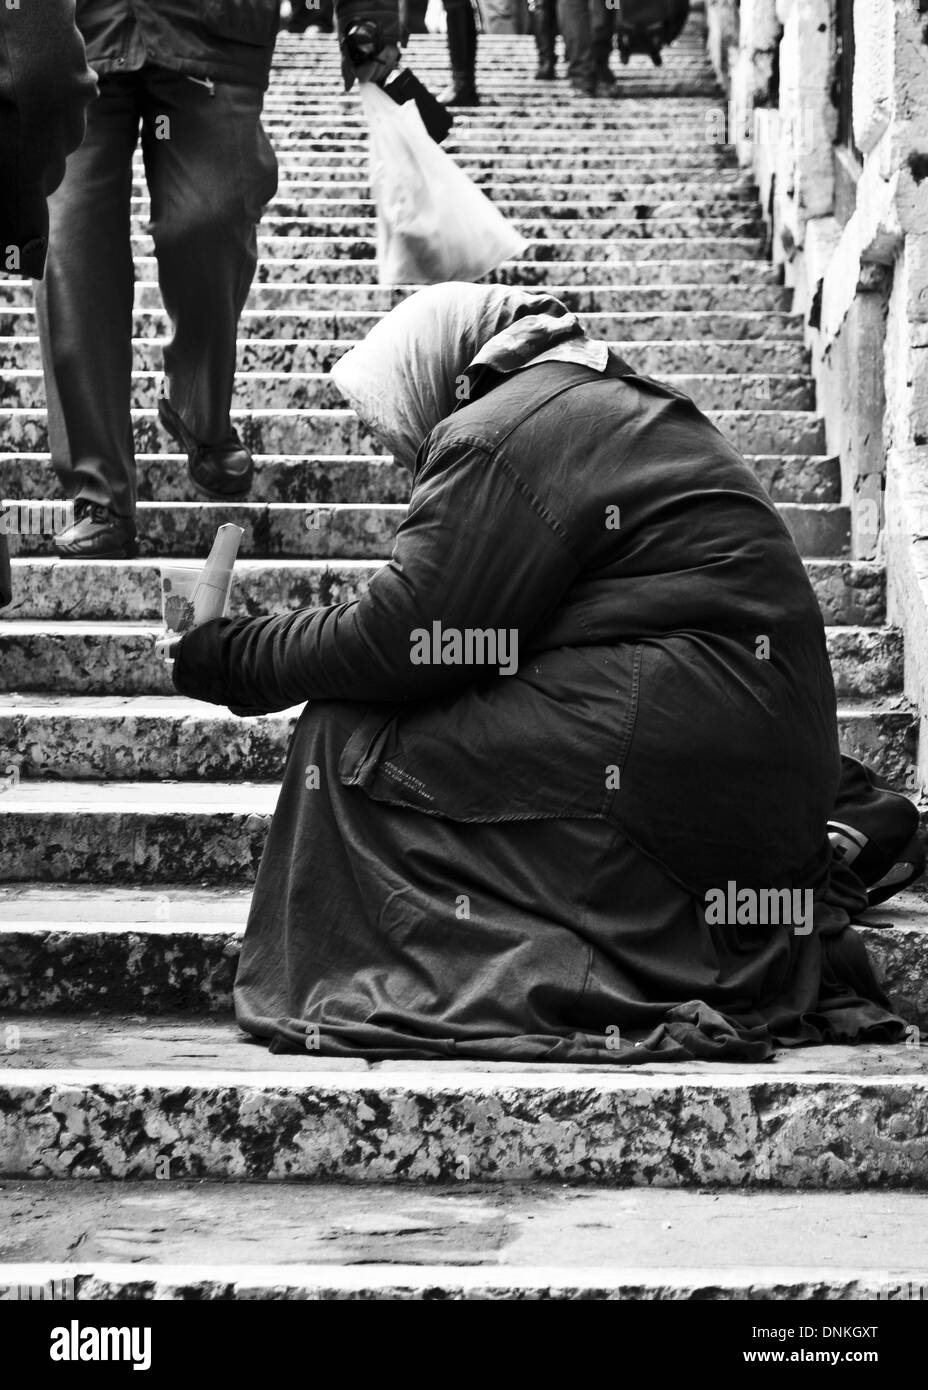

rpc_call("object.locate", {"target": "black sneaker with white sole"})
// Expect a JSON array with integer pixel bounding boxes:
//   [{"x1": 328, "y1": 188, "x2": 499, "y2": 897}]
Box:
[{"x1": 53, "y1": 500, "x2": 138, "y2": 559}]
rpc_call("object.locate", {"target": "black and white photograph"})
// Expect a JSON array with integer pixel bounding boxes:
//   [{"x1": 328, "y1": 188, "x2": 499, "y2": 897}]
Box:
[{"x1": 0, "y1": 0, "x2": 927, "y2": 1355}]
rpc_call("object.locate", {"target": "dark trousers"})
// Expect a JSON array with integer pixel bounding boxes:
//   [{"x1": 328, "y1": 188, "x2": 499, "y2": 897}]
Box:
[
  {"x1": 442, "y1": 0, "x2": 478, "y2": 77},
  {"x1": 36, "y1": 67, "x2": 278, "y2": 519},
  {"x1": 557, "y1": 0, "x2": 614, "y2": 85}
]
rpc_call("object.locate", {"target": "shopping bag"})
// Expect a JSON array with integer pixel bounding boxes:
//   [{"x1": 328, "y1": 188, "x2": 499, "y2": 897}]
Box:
[{"x1": 359, "y1": 79, "x2": 528, "y2": 284}]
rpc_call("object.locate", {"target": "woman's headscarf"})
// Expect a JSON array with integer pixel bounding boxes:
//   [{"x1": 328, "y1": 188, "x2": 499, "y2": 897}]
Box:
[{"x1": 329, "y1": 281, "x2": 599, "y2": 467}]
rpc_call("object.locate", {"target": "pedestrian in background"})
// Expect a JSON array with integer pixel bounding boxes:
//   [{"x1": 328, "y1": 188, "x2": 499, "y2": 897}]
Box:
[
  {"x1": 528, "y1": 0, "x2": 558, "y2": 79},
  {"x1": 438, "y1": 0, "x2": 480, "y2": 105},
  {"x1": 558, "y1": 0, "x2": 618, "y2": 97},
  {"x1": 39, "y1": 0, "x2": 401, "y2": 561},
  {"x1": 0, "y1": 0, "x2": 96, "y2": 598}
]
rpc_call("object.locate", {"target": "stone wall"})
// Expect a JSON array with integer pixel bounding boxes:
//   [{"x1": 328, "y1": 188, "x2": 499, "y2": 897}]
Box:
[{"x1": 705, "y1": 0, "x2": 928, "y2": 778}]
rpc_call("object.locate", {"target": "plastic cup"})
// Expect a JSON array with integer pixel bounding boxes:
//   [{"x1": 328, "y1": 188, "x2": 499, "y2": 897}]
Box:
[{"x1": 160, "y1": 564, "x2": 201, "y2": 638}]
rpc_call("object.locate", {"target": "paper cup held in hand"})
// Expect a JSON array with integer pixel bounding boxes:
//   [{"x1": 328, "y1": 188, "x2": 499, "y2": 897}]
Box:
[
  {"x1": 159, "y1": 524, "x2": 244, "y2": 638},
  {"x1": 160, "y1": 565, "x2": 200, "y2": 638}
]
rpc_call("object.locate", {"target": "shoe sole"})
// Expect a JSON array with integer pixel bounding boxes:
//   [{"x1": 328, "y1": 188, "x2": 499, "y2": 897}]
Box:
[{"x1": 53, "y1": 541, "x2": 139, "y2": 561}]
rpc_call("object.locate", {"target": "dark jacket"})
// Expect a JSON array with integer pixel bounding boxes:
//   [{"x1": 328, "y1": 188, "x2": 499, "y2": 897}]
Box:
[
  {"x1": 75, "y1": 0, "x2": 401, "y2": 88},
  {"x1": 173, "y1": 355, "x2": 841, "y2": 900},
  {"x1": 0, "y1": 0, "x2": 97, "y2": 279}
]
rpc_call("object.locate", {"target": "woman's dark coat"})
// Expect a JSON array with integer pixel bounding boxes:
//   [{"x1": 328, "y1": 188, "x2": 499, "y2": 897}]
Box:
[{"x1": 174, "y1": 354, "x2": 902, "y2": 1060}]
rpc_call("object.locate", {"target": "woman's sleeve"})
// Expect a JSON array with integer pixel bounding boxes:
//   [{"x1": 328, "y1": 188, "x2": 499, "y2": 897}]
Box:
[{"x1": 172, "y1": 441, "x2": 581, "y2": 712}]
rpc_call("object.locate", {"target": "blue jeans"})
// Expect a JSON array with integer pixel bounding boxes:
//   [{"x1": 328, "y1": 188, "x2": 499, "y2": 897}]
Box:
[{"x1": 36, "y1": 67, "x2": 278, "y2": 518}]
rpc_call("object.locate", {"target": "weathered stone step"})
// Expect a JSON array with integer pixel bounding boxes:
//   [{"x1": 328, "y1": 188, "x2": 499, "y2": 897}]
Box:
[
  {"x1": 19, "y1": 257, "x2": 788, "y2": 290},
  {"x1": 0, "y1": 447, "x2": 833, "y2": 507},
  {"x1": 125, "y1": 213, "x2": 768, "y2": 239},
  {"x1": 0, "y1": 1018, "x2": 926, "y2": 1185},
  {"x1": 250, "y1": 177, "x2": 759, "y2": 201},
  {"x1": 0, "y1": 365, "x2": 811, "y2": 412},
  {"x1": 0, "y1": 782, "x2": 275, "y2": 883},
  {"x1": 151, "y1": 234, "x2": 769, "y2": 261},
  {"x1": 0, "y1": 625, "x2": 899, "y2": 705},
  {"x1": 266, "y1": 155, "x2": 746, "y2": 174},
  {"x1": 130, "y1": 197, "x2": 764, "y2": 223},
  {"x1": 2, "y1": 885, "x2": 924, "y2": 1025},
  {"x1": 263, "y1": 116, "x2": 724, "y2": 135},
  {"x1": 0, "y1": 280, "x2": 793, "y2": 317},
  {"x1": 2, "y1": 1184, "x2": 928, "y2": 1300},
  {"x1": 0, "y1": 308, "x2": 804, "y2": 343},
  {"x1": 260, "y1": 257, "x2": 783, "y2": 287},
  {"x1": 0, "y1": 720, "x2": 915, "y2": 880},
  {"x1": 1, "y1": 556, "x2": 887, "y2": 626},
  {"x1": 127, "y1": 175, "x2": 759, "y2": 201},
  {"x1": 265, "y1": 140, "x2": 740, "y2": 161},
  {"x1": 0, "y1": 335, "x2": 809, "y2": 375},
  {"x1": 836, "y1": 703, "x2": 919, "y2": 786},
  {"x1": 1, "y1": 404, "x2": 824, "y2": 459},
  {"x1": 2, "y1": 496, "x2": 841, "y2": 562}
]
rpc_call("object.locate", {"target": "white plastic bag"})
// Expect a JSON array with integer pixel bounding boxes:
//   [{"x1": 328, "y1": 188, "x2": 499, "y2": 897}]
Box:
[{"x1": 359, "y1": 80, "x2": 527, "y2": 285}]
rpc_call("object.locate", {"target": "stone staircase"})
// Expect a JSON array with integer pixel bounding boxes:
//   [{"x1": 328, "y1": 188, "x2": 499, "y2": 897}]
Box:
[{"x1": 1, "y1": 14, "x2": 928, "y2": 1300}]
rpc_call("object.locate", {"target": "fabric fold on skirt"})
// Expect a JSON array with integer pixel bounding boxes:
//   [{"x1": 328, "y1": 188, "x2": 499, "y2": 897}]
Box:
[{"x1": 234, "y1": 702, "x2": 905, "y2": 1065}]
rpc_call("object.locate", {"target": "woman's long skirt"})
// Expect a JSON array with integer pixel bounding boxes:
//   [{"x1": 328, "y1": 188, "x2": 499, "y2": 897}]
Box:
[{"x1": 234, "y1": 702, "x2": 905, "y2": 1063}]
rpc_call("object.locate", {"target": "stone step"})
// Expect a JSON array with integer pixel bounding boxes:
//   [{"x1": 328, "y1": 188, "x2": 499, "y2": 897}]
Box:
[
  {"x1": 144, "y1": 235, "x2": 769, "y2": 262},
  {"x1": 121, "y1": 213, "x2": 768, "y2": 239},
  {"x1": 0, "y1": 366, "x2": 813, "y2": 412},
  {"x1": 0, "y1": 728, "x2": 915, "y2": 881},
  {"x1": 212, "y1": 177, "x2": 761, "y2": 200},
  {"x1": 264, "y1": 156, "x2": 749, "y2": 174},
  {"x1": 266, "y1": 257, "x2": 784, "y2": 287},
  {"x1": 0, "y1": 448, "x2": 833, "y2": 507},
  {"x1": 265, "y1": 139, "x2": 743, "y2": 158},
  {"x1": 0, "y1": 1017, "x2": 925, "y2": 1185},
  {"x1": 0, "y1": 336, "x2": 810, "y2": 374},
  {"x1": 2, "y1": 1184, "x2": 927, "y2": 1300},
  {"x1": 126, "y1": 177, "x2": 760, "y2": 202},
  {"x1": 0, "y1": 625, "x2": 900, "y2": 705},
  {"x1": 1, "y1": 497, "x2": 843, "y2": 562},
  {"x1": 121, "y1": 198, "x2": 762, "y2": 224},
  {"x1": 0, "y1": 405, "x2": 824, "y2": 460},
  {"x1": 1, "y1": 280, "x2": 793, "y2": 315},
  {"x1": 1, "y1": 557, "x2": 887, "y2": 626},
  {"x1": 0, "y1": 308, "x2": 803, "y2": 342},
  {"x1": 2, "y1": 885, "x2": 925, "y2": 1025},
  {"x1": 15, "y1": 257, "x2": 787, "y2": 289}
]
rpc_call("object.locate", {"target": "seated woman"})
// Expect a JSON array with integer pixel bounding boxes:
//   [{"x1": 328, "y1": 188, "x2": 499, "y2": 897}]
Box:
[{"x1": 169, "y1": 282, "x2": 920, "y2": 1062}]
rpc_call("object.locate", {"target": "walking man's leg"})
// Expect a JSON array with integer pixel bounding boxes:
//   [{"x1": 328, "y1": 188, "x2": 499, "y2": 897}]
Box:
[
  {"x1": 439, "y1": 0, "x2": 480, "y2": 106},
  {"x1": 590, "y1": 0, "x2": 618, "y2": 95},
  {"x1": 142, "y1": 69, "x2": 278, "y2": 498},
  {"x1": 528, "y1": 0, "x2": 558, "y2": 79},
  {"x1": 557, "y1": 0, "x2": 594, "y2": 94},
  {"x1": 36, "y1": 75, "x2": 140, "y2": 558}
]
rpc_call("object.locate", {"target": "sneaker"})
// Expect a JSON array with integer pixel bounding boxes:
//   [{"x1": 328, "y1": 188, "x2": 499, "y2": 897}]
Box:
[
  {"x1": 569, "y1": 78, "x2": 596, "y2": 97},
  {"x1": 158, "y1": 396, "x2": 254, "y2": 500},
  {"x1": 594, "y1": 77, "x2": 620, "y2": 99},
  {"x1": 53, "y1": 499, "x2": 138, "y2": 559}
]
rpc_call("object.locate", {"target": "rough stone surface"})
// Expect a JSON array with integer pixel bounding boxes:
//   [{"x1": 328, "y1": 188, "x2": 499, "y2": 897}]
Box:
[
  {"x1": 1, "y1": 1034, "x2": 928, "y2": 1184},
  {"x1": 0, "y1": 1183, "x2": 926, "y2": 1299}
]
